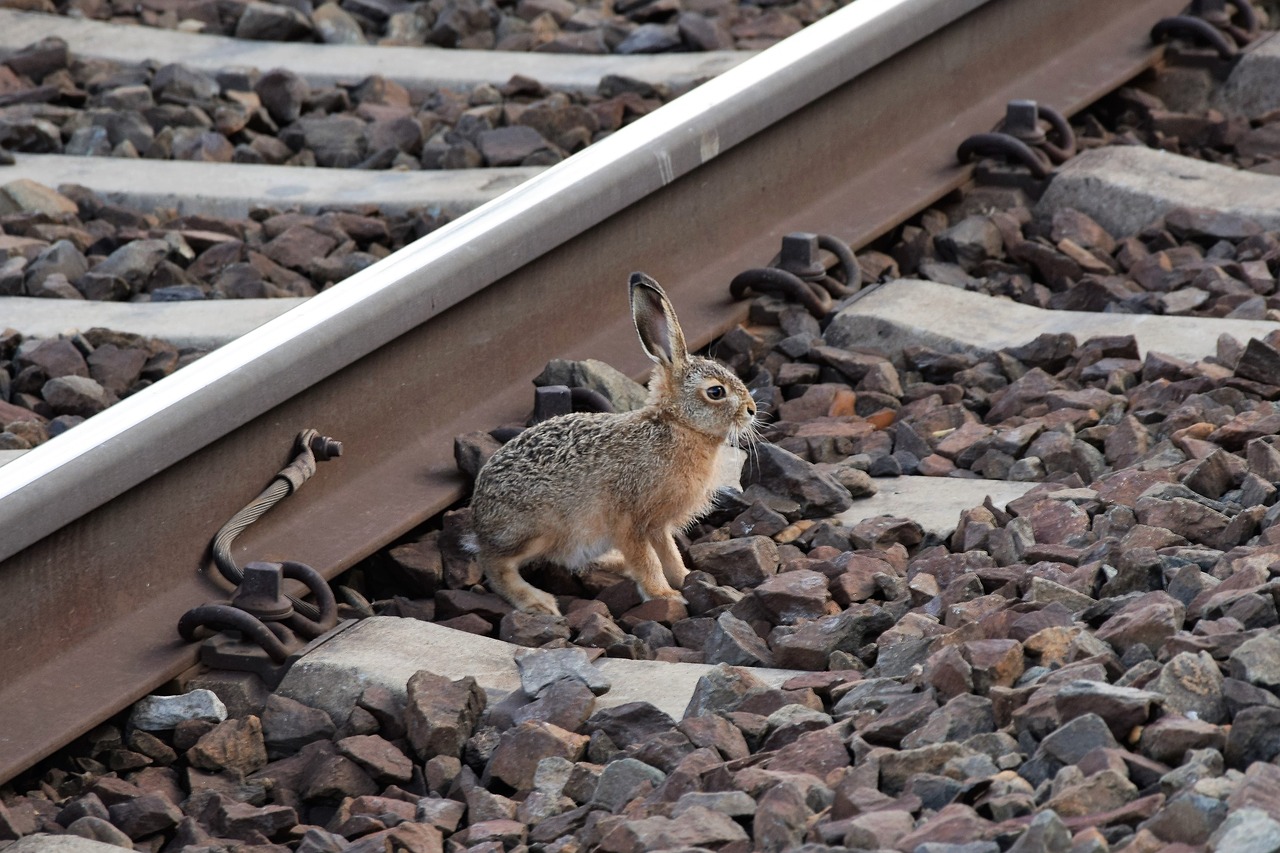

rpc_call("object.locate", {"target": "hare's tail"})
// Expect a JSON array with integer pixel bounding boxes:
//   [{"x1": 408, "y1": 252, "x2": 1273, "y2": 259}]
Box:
[{"x1": 459, "y1": 532, "x2": 479, "y2": 554}]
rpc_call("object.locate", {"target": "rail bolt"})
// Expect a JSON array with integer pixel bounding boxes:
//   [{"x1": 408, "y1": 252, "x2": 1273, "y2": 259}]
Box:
[
  {"x1": 779, "y1": 233, "x2": 827, "y2": 280},
  {"x1": 230, "y1": 562, "x2": 294, "y2": 621}
]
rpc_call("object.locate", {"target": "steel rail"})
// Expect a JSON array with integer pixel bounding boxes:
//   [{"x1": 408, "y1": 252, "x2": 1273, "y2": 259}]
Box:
[{"x1": 0, "y1": 0, "x2": 1185, "y2": 783}]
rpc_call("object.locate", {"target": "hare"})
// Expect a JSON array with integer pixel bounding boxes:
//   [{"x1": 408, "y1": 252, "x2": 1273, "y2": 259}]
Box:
[{"x1": 469, "y1": 272, "x2": 758, "y2": 616}]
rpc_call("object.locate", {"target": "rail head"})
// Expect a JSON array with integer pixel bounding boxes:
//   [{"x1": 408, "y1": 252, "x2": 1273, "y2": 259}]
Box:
[{"x1": 0, "y1": 0, "x2": 989, "y2": 562}]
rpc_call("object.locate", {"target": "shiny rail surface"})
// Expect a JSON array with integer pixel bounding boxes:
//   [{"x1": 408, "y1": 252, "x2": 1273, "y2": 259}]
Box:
[{"x1": 0, "y1": 0, "x2": 1185, "y2": 784}]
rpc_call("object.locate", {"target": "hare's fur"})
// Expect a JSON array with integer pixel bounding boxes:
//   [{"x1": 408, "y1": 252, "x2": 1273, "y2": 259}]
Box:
[{"x1": 469, "y1": 273, "x2": 757, "y2": 615}]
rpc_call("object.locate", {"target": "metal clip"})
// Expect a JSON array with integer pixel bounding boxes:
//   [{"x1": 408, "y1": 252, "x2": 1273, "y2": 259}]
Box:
[
  {"x1": 957, "y1": 99, "x2": 1076, "y2": 181},
  {"x1": 177, "y1": 430, "x2": 345, "y2": 687},
  {"x1": 729, "y1": 232, "x2": 862, "y2": 319},
  {"x1": 1152, "y1": 0, "x2": 1259, "y2": 59},
  {"x1": 177, "y1": 561, "x2": 341, "y2": 688}
]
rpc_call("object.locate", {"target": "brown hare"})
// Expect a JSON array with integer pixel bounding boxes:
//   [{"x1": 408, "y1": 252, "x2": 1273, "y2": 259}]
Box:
[{"x1": 469, "y1": 272, "x2": 758, "y2": 615}]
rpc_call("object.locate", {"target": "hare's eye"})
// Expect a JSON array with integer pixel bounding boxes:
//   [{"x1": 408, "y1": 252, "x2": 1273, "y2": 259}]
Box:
[{"x1": 706, "y1": 385, "x2": 726, "y2": 400}]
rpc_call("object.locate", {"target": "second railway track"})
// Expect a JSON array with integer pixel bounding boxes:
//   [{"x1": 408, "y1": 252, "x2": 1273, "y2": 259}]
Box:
[{"x1": 7, "y1": 0, "x2": 1280, "y2": 848}]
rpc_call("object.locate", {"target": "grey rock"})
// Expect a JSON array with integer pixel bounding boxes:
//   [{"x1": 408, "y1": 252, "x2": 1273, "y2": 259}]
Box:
[
  {"x1": 1229, "y1": 630, "x2": 1280, "y2": 693},
  {"x1": 672, "y1": 789, "x2": 756, "y2": 818},
  {"x1": 65, "y1": 126, "x2": 112, "y2": 157},
  {"x1": 94, "y1": 240, "x2": 170, "y2": 287},
  {"x1": 687, "y1": 536, "x2": 779, "y2": 588},
  {"x1": 1054, "y1": 680, "x2": 1161, "y2": 740},
  {"x1": 753, "y1": 780, "x2": 810, "y2": 853},
  {"x1": 771, "y1": 604, "x2": 893, "y2": 671},
  {"x1": 63, "y1": 815, "x2": 136, "y2": 848},
  {"x1": 1141, "y1": 790, "x2": 1227, "y2": 846},
  {"x1": 1207, "y1": 807, "x2": 1280, "y2": 853},
  {"x1": 151, "y1": 64, "x2": 220, "y2": 103},
  {"x1": 1153, "y1": 650, "x2": 1227, "y2": 724},
  {"x1": 255, "y1": 68, "x2": 310, "y2": 126},
  {"x1": 25, "y1": 240, "x2": 89, "y2": 292},
  {"x1": 405, "y1": 670, "x2": 486, "y2": 761},
  {"x1": 515, "y1": 647, "x2": 611, "y2": 697},
  {"x1": 590, "y1": 757, "x2": 665, "y2": 811},
  {"x1": 585, "y1": 701, "x2": 675, "y2": 744},
  {"x1": 312, "y1": 2, "x2": 367, "y2": 43},
  {"x1": 684, "y1": 663, "x2": 773, "y2": 717},
  {"x1": 235, "y1": 1, "x2": 315, "y2": 40},
  {"x1": 1226, "y1": 705, "x2": 1280, "y2": 769},
  {"x1": 286, "y1": 115, "x2": 369, "y2": 168},
  {"x1": 129, "y1": 689, "x2": 228, "y2": 730},
  {"x1": 704, "y1": 611, "x2": 773, "y2": 667},
  {"x1": 477, "y1": 125, "x2": 549, "y2": 166},
  {"x1": 743, "y1": 443, "x2": 854, "y2": 518},
  {"x1": 107, "y1": 794, "x2": 183, "y2": 840},
  {"x1": 1036, "y1": 713, "x2": 1118, "y2": 767},
  {"x1": 260, "y1": 694, "x2": 335, "y2": 757},
  {"x1": 935, "y1": 215, "x2": 1004, "y2": 271},
  {"x1": 616, "y1": 23, "x2": 681, "y2": 54},
  {"x1": 85, "y1": 110, "x2": 154, "y2": 153},
  {"x1": 533, "y1": 358, "x2": 648, "y2": 411},
  {"x1": 41, "y1": 375, "x2": 114, "y2": 417}
]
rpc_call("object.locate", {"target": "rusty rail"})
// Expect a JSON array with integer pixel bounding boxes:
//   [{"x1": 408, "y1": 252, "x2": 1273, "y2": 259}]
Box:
[{"x1": 0, "y1": 0, "x2": 1186, "y2": 783}]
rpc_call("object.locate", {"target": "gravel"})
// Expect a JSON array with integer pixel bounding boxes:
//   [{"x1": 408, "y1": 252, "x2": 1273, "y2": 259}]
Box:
[
  {"x1": 0, "y1": 37, "x2": 675, "y2": 170},
  {"x1": 0, "y1": 177, "x2": 444, "y2": 300},
  {"x1": 12, "y1": 25, "x2": 1280, "y2": 853},
  {"x1": 39, "y1": 0, "x2": 848, "y2": 54}
]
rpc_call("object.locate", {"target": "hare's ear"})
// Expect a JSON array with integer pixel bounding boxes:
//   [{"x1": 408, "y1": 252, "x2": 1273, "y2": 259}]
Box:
[{"x1": 630, "y1": 272, "x2": 687, "y2": 367}]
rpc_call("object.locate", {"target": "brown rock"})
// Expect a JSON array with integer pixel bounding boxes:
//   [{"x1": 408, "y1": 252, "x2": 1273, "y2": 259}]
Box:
[
  {"x1": 212, "y1": 800, "x2": 297, "y2": 841},
  {"x1": 405, "y1": 670, "x2": 486, "y2": 761},
  {"x1": 1095, "y1": 591, "x2": 1185, "y2": 656},
  {"x1": 895, "y1": 803, "x2": 993, "y2": 849},
  {"x1": 186, "y1": 716, "x2": 268, "y2": 777},
  {"x1": 753, "y1": 781, "x2": 810, "y2": 853},
  {"x1": 336, "y1": 734, "x2": 413, "y2": 784},
  {"x1": 771, "y1": 604, "x2": 893, "y2": 671},
  {"x1": 485, "y1": 721, "x2": 588, "y2": 790},
  {"x1": 688, "y1": 536, "x2": 779, "y2": 587},
  {"x1": 962, "y1": 639, "x2": 1024, "y2": 694},
  {"x1": 597, "y1": 805, "x2": 749, "y2": 853},
  {"x1": 753, "y1": 569, "x2": 834, "y2": 624},
  {"x1": 105, "y1": 794, "x2": 182, "y2": 840},
  {"x1": 260, "y1": 224, "x2": 338, "y2": 271},
  {"x1": 1044, "y1": 768, "x2": 1139, "y2": 818},
  {"x1": 1138, "y1": 714, "x2": 1225, "y2": 766},
  {"x1": 1054, "y1": 680, "x2": 1160, "y2": 740},
  {"x1": 705, "y1": 611, "x2": 773, "y2": 667}
]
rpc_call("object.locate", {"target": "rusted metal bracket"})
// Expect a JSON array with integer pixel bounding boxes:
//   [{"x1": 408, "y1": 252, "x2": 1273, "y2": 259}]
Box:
[
  {"x1": 177, "y1": 432, "x2": 345, "y2": 687},
  {"x1": 957, "y1": 99, "x2": 1077, "y2": 188},
  {"x1": 729, "y1": 232, "x2": 861, "y2": 319},
  {"x1": 1151, "y1": 0, "x2": 1259, "y2": 59}
]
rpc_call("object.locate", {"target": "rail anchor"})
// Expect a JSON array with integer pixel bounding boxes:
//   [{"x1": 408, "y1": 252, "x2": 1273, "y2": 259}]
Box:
[
  {"x1": 957, "y1": 100, "x2": 1076, "y2": 189},
  {"x1": 176, "y1": 430, "x2": 347, "y2": 688},
  {"x1": 729, "y1": 232, "x2": 861, "y2": 319}
]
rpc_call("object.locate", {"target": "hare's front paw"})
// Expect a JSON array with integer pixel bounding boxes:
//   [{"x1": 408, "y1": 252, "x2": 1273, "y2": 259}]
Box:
[
  {"x1": 647, "y1": 587, "x2": 688, "y2": 605},
  {"x1": 516, "y1": 589, "x2": 563, "y2": 617}
]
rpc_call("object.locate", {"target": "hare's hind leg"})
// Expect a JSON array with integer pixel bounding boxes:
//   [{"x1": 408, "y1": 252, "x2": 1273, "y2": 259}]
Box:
[
  {"x1": 479, "y1": 541, "x2": 560, "y2": 616},
  {"x1": 616, "y1": 535, "x2": 684, "y2": 603}
]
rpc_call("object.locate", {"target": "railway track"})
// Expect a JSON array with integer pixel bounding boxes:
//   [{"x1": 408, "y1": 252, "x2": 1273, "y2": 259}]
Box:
[{"x1": 6, "y1": 0, "x2": 1280, "y2": 847}]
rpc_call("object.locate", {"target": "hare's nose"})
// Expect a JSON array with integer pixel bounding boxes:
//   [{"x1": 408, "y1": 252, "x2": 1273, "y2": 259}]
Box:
[{"x1": 746, "y1": 404, "x2": 756, "y2": 417}]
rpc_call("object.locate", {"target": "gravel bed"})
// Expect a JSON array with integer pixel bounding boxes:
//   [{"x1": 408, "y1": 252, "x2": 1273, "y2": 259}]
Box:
[
  {"x1": 36, "y1": 0, "x2": 845, "y2": 54},
  {"x1": 1076, "y1": 78, "x2": 1280, "y2": 177},
  {"x1": 886, "y1": 198, "x2": 1280, "y2": 321},
  {"x1": 0, "y1": 325, "x2": 208, "y2": 448},
  {"x1": 0, "y1": 38, "x2": 673, "y2": 170},
  {"x1": 13, "y1": 34, "x2": 1280, "y2": 853},
  {"x1": 0, "y1": 177, "x2": 442, "y2": 441},
  {"x1": 0, "y1": 178, "x2": 442, "y2": 301}
]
